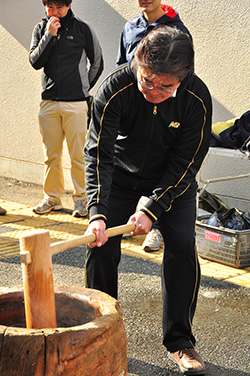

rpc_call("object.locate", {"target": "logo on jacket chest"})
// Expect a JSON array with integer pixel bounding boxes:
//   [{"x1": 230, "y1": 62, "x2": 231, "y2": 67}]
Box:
[{"x1": 168, "y1": 121, "x2": 180, "y2": 128}]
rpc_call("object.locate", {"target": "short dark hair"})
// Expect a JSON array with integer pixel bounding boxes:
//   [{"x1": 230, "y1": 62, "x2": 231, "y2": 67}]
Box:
[
  {"x1": 134, "y1": 25, "x2": 194, "y2": 81},
  {"x1": 42, "y1": 0, "x2": 72, "y2": 6}
]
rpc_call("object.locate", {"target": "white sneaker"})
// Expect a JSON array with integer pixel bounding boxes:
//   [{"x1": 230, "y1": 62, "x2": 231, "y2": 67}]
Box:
[
  {"x1": 72, "y1": 198, "x2": 88, "y2": 217},
  {"x1": 33, "y1": 199, "x2": 62, "y2": 214},
  {"x1": 142, "y1": 228, "x2": 163, "y2": 252}
]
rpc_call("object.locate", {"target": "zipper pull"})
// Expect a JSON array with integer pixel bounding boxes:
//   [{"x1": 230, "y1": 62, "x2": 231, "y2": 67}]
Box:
[{"x1": 153, "y1": 105, "x2": 157, "y2": 115}]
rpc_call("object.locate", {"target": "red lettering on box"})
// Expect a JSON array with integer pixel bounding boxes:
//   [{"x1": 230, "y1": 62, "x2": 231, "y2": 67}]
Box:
[{"x1": 205, "y1": 231, "x2": 221, "y2": 243}]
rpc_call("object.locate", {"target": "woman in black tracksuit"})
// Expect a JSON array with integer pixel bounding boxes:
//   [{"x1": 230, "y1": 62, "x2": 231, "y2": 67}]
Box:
[{"x1": 84, "y1": 26, "x2": 212, "y2": 375}]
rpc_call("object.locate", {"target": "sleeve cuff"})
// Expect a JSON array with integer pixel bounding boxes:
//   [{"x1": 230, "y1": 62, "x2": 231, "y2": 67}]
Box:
[
  {"x1": 140, "y1": 198, "x2": 169, "y2": 221},
  {"x1": 88, "y1": 204, "x2": 108, "y2": 224}
]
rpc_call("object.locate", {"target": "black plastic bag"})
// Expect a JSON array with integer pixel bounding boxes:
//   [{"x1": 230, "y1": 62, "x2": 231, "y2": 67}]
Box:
[
  {"x1": 241, "y1": 212, "x2": 250, "y2": 227},
  {"x1": 200, "y1": 208, "x2": 250, "y2": 231},
  {"x1": 219, "y1": 208, "x2": 250, "y2": 230}
]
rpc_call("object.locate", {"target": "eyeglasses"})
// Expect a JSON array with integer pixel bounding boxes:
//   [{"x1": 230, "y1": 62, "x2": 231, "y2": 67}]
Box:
[{"x1": 138, "y1": 79, "x2": 177, "y2": 94}]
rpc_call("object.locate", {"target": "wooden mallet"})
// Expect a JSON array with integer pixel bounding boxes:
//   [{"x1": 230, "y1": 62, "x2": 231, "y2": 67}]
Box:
[{"x1": 20, "y1": 223, "x2": 136, "y2": 329}]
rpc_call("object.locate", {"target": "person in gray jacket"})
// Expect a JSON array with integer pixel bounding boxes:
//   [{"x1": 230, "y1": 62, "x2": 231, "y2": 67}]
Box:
[{"x1": 29, "y1": 0, "x2": 103, "y2": 216}]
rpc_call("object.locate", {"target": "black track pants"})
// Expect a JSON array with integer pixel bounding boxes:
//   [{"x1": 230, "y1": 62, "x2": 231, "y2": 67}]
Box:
[{"x1": 85, "y1": 181, "x2": 199, "y2": 352}]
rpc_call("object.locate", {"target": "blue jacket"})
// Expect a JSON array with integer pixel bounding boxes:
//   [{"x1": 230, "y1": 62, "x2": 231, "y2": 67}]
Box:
[{"x1": 116, "y1": 5, "x2": 192, "y2": 66}]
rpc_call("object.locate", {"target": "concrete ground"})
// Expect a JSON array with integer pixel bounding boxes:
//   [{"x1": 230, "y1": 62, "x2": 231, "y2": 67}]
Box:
[{"x1": 0, "y1": 176, "x2": 250, "y2": 375}]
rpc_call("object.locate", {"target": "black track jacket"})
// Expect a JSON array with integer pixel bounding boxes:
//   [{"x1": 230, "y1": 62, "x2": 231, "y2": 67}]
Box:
[{"x1": 85, "y1": 62, "x2": 212, "y2": 223}]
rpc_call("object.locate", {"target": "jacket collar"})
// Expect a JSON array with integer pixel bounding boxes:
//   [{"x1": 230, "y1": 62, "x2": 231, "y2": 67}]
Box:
[
  {"x1": 59, "y1": 8, "x2": 73, "y2": 29},
  {"x1": 138, "y1": 5, "x2": 180, "y2": 27}
]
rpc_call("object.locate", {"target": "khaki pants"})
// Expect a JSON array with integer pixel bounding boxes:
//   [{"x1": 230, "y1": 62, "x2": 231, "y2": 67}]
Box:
[{"x1": 39, "y1": 100, "x2": 88, "y2": 202}]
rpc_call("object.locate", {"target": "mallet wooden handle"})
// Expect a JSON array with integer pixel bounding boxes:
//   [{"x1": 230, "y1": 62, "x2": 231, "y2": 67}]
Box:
[
  {"x1": 51, "y1": 223, "x2": 136, "y2": 255},
  {"x1": 20, "y1": 223, "x2": 136, "y2": 264}
]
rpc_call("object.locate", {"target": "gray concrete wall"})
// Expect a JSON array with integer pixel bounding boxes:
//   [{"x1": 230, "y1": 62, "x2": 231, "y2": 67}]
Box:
[{"x1": 1, "y1": 0, "x2": 249, "y2": 206}]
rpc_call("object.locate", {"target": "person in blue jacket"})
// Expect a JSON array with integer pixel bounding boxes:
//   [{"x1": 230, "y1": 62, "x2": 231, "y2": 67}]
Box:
[
  {"x1": 117, "y1": 1, "x2": 192, "y2": 252},
  {"x1": 116, "y1": 0, "x2": 192, "y2": 67}
]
